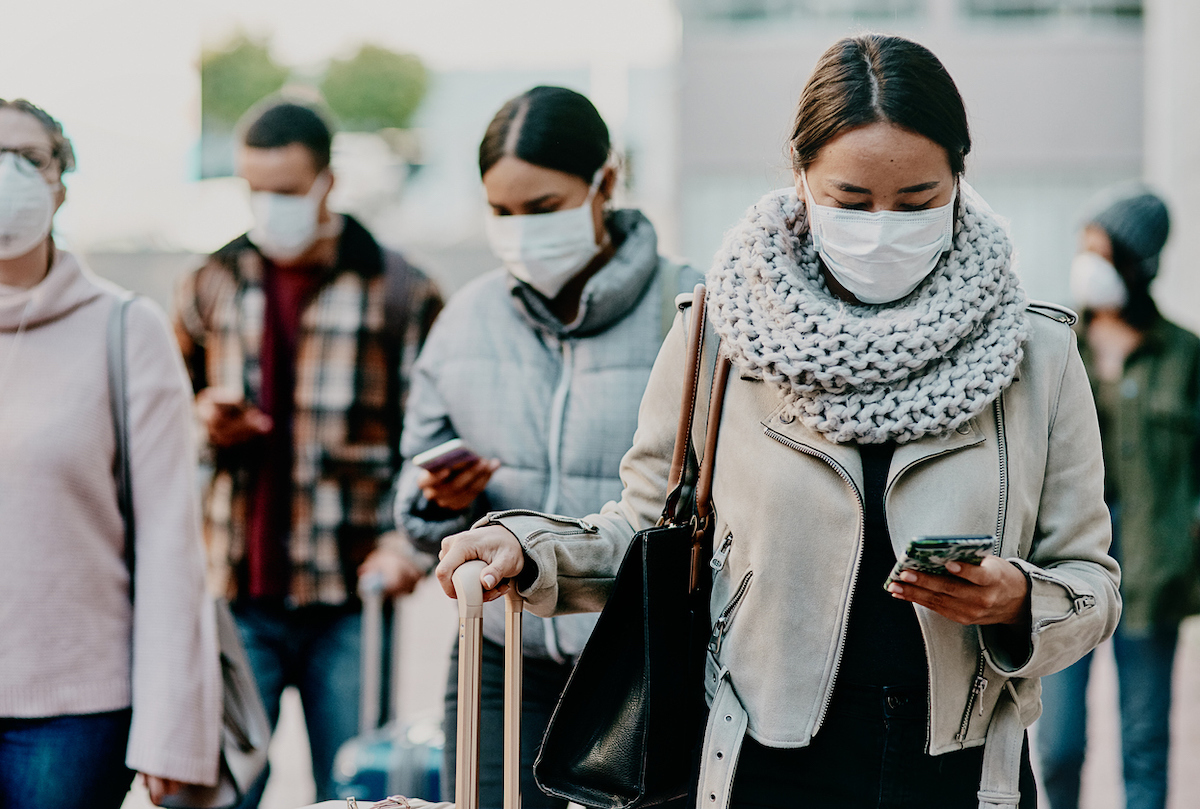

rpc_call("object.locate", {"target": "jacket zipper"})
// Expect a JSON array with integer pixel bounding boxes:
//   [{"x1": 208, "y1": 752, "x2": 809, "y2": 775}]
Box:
[
  {"x1": 542, "y1": 340, "x2": 573, "y2": 515},
  {"x1": 493, "y1": 510, "x2": 598, "y2": 545},
  {"x1": 763, "y1": 425, "x2": 864, "y2": 733},
  {"x1": 954, "y1": 396, "x2": 1009, "y2": 743},
  {"x1": 992, "y1": 396, "x2": 1009, "y2": 554},
  {"x1": 1027, "y1": 569, "x2": 1096, "y2": 632},
  {"x1": 710, "y1": 532, "x2": 734, "y2": 572},
  {"x1": 708, "y1": 570, "x2": 753, "y2": 655},
  {"x1": 488, "y1": 509, "x2": 597, "y2": 531},
  {"x1": 956, "y1": 654, "x2": 990, "y2": 742},
  {"x1": 880, "y1": 438, "x2": 981, "y2": 749}
]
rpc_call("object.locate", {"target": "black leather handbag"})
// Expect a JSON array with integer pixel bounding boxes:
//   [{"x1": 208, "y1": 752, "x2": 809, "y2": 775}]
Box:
[{"x1": 534, "y1": 285, "x2": 731, "y2": 809}]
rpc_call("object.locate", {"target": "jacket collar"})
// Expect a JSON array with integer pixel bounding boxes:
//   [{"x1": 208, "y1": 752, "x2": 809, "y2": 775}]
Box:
[
  {"x1": 509, "y1": 208, "x2": 660, "y2": 337},
  {"x1": 760, "y1": 394, "x2": 987, "y2": 497},
  {"x1": 217, "y1": 213, "x2": 383, "y2": 286}
]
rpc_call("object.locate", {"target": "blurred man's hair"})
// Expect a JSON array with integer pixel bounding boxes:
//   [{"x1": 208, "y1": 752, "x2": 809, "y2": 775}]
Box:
[{"x1": 239, "y1": 99, "x2": 333, "y2": 172}]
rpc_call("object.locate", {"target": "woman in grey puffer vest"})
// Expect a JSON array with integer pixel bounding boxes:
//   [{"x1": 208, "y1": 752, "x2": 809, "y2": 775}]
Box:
[{"x1": 394, "y1": 86, "x2": 697, "y2": 808}]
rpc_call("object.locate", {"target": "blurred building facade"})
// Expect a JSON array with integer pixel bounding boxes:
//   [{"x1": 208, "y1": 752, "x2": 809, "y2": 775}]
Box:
[{"x1": 77, "y1": 0, "x2": 1197, "y2": 330}]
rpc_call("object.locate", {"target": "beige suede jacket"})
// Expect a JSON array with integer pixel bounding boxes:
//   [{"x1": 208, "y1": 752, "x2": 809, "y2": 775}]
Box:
[{"x1": 488, "y1": 299, "x2": 1121, "y2": 809}]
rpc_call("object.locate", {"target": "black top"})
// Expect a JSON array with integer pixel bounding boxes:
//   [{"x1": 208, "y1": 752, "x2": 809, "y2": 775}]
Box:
[{"x1": 835, "y1": 442, "x2": 929, "y2": 689}]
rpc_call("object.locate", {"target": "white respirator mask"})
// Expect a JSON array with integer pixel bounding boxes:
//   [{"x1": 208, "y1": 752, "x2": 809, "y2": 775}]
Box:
[
  {"x1": 1070, "y1": 251, "x2": 1128, "y2": 311},
  {"x1": 485, "y1": 167, "x2": 608, "y2": 299},
  {"x1": 248, "y1": 172, "x2": 333, "y2": 263},
  {"x1": 801, "y1": 172, "x2": 956, "y2": 305},
  {"x1": 0, "y1": 153, "x2": 55, "y2": 261}
]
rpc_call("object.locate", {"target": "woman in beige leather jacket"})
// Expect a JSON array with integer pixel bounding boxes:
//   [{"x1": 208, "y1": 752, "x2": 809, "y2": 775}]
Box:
[{"x1": 436, "y1": 34, "x2": 1120, "y2": 809}]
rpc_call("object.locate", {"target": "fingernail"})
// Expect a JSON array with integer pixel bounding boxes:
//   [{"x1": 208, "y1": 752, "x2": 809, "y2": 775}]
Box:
[
  {"x1": 482, "y1": 574, "x2": 496, "y2": 589},
  {"x1": 946, "y1": 562, "x2": 961, "y2": 573},
  {"x1": 888, "y1": 584, "x2": 902, "y2": 594},
  {"x1": 900, "y1": 572, "x2": 917, "y2": 583}
]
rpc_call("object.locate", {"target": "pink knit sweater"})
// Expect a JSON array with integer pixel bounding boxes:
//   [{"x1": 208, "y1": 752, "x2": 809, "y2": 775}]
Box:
[{"x1": 0, "y1": 252, "x2": 221, "y2": 785}]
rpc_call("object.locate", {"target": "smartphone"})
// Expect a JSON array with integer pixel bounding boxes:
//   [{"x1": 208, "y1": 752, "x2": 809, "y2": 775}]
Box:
[
  {"x1": 884, "y1": 535, "x2": 993, "y2": 591},
  {"x1": 413, "y1": 438, "x2": 482, "y2": 473},
  {"x1": 214, "y1": 400, "x2": 249, "y2": 418}
]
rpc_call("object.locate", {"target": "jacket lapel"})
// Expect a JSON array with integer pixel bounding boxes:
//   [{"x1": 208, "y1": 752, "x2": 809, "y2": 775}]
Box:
[
  {"x1": 758, "y1": 390, "x2": 990, "y2": 498},
  {"x1": 889, "y1": 414, "x2": 988, "y2": 491}
]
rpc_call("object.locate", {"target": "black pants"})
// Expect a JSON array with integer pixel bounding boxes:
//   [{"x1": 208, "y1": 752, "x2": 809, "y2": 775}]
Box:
[
  {"x1": 728, "y1": 684, "x2": 1037, "y2": 809},
  {"x1": 442, "y1": 635, "x2": 573, "y2": 809}
]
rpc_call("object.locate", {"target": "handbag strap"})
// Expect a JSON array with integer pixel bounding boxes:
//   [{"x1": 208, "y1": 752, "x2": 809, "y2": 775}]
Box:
[
  {"x1": 663, "y1": 285, "x2": 707, "y2": 523},
  {"x1": 107, "y1": 295, "x2": 136, "y2": 602},
  {"x1": 694, "y1": 353, "x2": 731, "y2": 528}
]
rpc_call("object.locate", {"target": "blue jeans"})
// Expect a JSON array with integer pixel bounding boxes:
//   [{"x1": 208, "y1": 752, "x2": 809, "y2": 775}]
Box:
[
  {"x1": 0, "y1": 708, "x2": 135, "y2": 808},
  {"x1": 232, "y1": 600, "x2": 362, "y2": 806},
  {"x1": 1036, "y1": 622, "x2": 1178, "y2": 809}
]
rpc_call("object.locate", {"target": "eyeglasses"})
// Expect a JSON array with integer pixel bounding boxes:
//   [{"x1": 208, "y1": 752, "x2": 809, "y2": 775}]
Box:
[{"x1": 0, "y1": 147, "x2": 58, "y2": 177}]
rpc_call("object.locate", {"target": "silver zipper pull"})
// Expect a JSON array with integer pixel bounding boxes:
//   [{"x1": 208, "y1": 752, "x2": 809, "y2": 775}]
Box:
[
  {"x1": 707, "y1": 616, "x2": 729, "y2": 655},
  {"x1": 710, "y1": 533, "x2": 734, "y2": 572},
  {"x1": 973, "y1": 676, "x2": 988, "y2": 716}
]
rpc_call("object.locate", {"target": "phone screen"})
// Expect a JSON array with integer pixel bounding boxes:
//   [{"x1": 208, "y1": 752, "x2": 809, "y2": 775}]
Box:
[{"x1": 883, "y1": 535, "x2": 993, "y2": 590}]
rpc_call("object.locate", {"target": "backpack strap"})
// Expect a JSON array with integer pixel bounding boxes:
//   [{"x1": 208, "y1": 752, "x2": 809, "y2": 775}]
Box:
[
  {"x1": 382, "y1": 248, "x2": 416, "y2": 342},
  {"x1": 107, "y1": 295, "x2": 136, "y2": 601}
]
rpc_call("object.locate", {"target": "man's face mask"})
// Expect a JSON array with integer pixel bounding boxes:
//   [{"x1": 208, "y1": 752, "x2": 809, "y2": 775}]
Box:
[
  {"x1": 801, "y1": 172, "x2": 957, "y2": 305},
  {"x1": 248, "y1": 172, "x2": 332, "y2": 263}
]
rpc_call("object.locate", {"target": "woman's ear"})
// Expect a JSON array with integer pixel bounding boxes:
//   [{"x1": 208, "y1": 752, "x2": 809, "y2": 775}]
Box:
[
  {"x1": 52, "y1": 181, "x2": 66, "y2": 214},
  {"x1": 599, "y1": 164, "x2": 618, "y2": 202}
]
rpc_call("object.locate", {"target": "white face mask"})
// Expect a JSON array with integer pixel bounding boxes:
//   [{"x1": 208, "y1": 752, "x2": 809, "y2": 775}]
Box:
[
  {"x1": 485, "y1": 168, "x2": 607, "y2": 299},
  {"x1": 801, "y1": 172, "x2": 957, "y2": 305},
  {"x1": 0, "y1": 153, "x2": 55, "y2": 260},
  {"x1": 248, "y1": 172, "x2": 331, "y2": 262},
  {"x1": 1070, "y1": 251, "x2": 1127, "y2": 311}
]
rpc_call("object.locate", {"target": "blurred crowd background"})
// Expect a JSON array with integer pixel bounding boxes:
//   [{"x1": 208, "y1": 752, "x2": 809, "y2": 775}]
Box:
[
  {"x1": 5, "y1": 0, "x2": 1198, "y2": 324},
  {"x1": 4, "y1": 1, "x2": 1198, "y2": 807}
]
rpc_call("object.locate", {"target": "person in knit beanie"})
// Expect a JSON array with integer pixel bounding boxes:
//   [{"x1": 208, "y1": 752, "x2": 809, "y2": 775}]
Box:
[
  {"x1": 1089, "y1": 187, "x2": 1171, "y2": 281},
  {"x1": 1040, "y1": 186, "x2": 1199, "y2": 809}
]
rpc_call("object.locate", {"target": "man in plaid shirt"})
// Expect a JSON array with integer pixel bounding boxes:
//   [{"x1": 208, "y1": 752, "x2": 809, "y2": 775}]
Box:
[{"x1": 173, "y1": 101, "x2": 442, "y2": 805}]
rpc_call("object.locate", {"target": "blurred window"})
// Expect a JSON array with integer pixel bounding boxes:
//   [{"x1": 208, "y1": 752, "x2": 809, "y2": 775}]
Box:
[
  {"x1": 962, "y1": 0, "x2": 1141, "y2": 16},
  {"x1": 683, "y1": 0, "x2": 923, "y2": 20}
]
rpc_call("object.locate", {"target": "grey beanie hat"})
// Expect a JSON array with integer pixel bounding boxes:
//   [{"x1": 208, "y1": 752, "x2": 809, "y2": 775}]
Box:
[{"x1": 1086, "y1": 186, "x2": 1171, "y2": 280}]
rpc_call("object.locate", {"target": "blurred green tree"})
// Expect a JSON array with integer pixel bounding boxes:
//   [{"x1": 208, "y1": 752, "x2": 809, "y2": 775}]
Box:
[
  {"x1": 201, "y1": 34, "x2": 289, "y2": 126},
  {"x1": 320, "y1": 45, "x2": 428, "y2": 131}
]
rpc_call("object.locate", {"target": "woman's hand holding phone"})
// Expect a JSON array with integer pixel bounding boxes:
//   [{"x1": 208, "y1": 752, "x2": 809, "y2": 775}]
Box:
[
  {"x1": 195, "y1": 387, "x2": 272, "y2": 448},
  {"x1": 419, "y1": 456, "x2": 501, "y2": 512},
  {"x1": 887, "y1": 555, "x2": 1030, "y2": 626}
]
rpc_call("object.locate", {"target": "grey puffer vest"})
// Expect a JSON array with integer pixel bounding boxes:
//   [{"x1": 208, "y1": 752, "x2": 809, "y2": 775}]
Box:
[{"x1": 396, "y1": 209, "x2": 698, "y2": 659}]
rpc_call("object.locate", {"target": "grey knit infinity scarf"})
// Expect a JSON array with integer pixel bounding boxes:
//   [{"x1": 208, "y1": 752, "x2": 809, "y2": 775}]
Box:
[{"x1": 707, "y1": 187, "x2": 1030, "y2": 444}]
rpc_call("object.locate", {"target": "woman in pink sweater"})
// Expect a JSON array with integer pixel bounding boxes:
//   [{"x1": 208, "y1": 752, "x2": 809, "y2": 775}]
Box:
[{"x1": 0, "y1": 100, "x2": 221, "y2": 805}]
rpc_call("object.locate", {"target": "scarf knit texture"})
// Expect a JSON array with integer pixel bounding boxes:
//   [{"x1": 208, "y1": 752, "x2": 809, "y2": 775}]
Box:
[{"x1": 708, "y1": 188, "x2": 1031, "y2": 445}]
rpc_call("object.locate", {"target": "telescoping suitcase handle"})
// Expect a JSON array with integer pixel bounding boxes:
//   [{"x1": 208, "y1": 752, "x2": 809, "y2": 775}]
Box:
[
  {"x1": 358, "y1": 572, "x2": 405, "y2": 735},
  {"x1": 452, "y1": 560, "x2": 523, "y2": 809}
]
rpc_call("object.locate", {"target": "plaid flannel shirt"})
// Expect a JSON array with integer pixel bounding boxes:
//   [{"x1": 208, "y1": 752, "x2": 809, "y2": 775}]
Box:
[{"x1": 174, "y1": 216, "x2": 442, "y2": 606}]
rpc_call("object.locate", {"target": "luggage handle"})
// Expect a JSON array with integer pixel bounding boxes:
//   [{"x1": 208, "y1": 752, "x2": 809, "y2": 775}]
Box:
[
  {"x1": 358, "y1": 572, "x2": 407, "y2": 735},
  {"x1": 453, "y1": 561, "x2": 523, "y2": 809}
]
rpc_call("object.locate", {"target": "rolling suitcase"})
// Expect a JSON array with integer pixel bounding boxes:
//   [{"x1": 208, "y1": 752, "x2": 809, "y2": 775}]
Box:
[
  {"x1": 330, "y1": 574, "x2": 445, "y2": 801},
  {"x1": 303, "y1": 559, "x2": 523, "y2": 809}
]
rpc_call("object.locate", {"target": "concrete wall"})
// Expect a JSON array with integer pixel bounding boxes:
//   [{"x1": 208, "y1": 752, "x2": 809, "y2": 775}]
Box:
[{"x1": 1144, "y1": 0, "x2": 1200, "y2": 331}]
